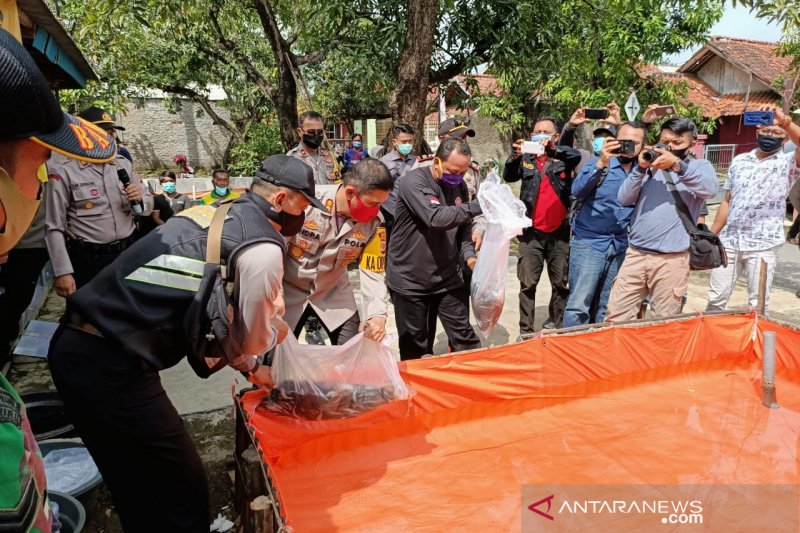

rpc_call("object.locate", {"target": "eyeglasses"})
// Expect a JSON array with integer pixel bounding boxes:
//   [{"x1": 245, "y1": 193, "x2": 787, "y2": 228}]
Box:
[{"x1": 453, "y1": 118, "x2": 471, "y2": 127}]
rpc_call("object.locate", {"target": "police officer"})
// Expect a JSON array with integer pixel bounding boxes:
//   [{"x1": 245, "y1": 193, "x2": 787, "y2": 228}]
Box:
[
  {"x1": 45, "y1": 106, "x2": 153, "y2": 297},
  {"x1": 288, "y1": 110, "x2": 339, "y2": 184},
  {"x1": 48, "y1": 155, "x2": 325, "y2": 533},
  {"x1": 283, "y1": 158, "x2": 392, "y2": 344},
  {"x1": 0, "y1": 28, "x2": 116, "y2": 533},
  {"x1": 78, "y1": 105, "x2": 133, "y2": 162}
]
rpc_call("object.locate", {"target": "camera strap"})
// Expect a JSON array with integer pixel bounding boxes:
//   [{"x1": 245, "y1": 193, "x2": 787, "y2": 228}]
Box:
[{"x1": 660, "y1": 169, "x2": 699, "y2": 236}]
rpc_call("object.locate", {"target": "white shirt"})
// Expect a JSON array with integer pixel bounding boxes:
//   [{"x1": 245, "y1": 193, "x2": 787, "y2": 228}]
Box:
[{"x1": 720, "y1": 149, "x2": 800, "y2": 251}]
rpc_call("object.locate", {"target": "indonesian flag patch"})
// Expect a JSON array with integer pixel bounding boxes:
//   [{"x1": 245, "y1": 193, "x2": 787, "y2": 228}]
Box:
[{"x1": 427, "y1": 195, "x2": 440, "y2": 205}]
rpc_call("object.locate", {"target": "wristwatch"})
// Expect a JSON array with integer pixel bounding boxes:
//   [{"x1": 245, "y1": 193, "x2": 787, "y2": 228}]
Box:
[{"x1": 240, "y1": 362, "x2": 260, "y2": 381}]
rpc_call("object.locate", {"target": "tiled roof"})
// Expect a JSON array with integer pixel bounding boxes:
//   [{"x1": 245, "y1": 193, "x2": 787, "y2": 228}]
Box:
[
  {"x1": 678, "y1": 36, "x2": 792, "y2": 87},
  {"x1": 641, "y1": 67, "x2": 779, "y2": 118},
  {"x1": 454, "y1": 74, "x2": 502, "y2": 96}
]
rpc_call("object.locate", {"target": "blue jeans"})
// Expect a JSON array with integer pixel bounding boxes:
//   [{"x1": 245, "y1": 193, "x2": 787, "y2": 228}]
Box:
[{"x1": 563, "y1": 237, "x2": 625, "y2": 327}]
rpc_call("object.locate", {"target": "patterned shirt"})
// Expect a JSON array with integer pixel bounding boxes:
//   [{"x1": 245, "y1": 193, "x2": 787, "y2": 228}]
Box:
[{"x1": 720, "y1": 149, "x2": 800, "y2": 251}]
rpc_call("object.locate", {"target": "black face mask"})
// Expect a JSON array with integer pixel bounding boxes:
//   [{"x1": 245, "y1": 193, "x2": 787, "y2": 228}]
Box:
[
  {"x1": 265, "y1": 200, "x2": 306, "y2": 237},
  {"x1": 757, "y1": 135, "x2": 784, "y2": 154},
  {"x1": 670, "y1": 147, "x2": 690, "y2": 160},
  {"x1": 302, "y1": 132, "x2": 324, "y2": 149},
  {"x1": 619, "y1": 155, "x2": 637, "y2": 165}
]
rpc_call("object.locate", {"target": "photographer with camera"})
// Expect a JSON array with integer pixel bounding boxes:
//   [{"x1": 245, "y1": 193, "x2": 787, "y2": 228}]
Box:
[
  {"x1": 563, "y1": 121, "x2": 646, "y2": 327},
  {"x1": 605, "y1": 117, "x2": 718, "y2": 322},
  {"x1": 706, "y1": 108, "x2": 800, "y2": 314},
  {"x1": 503, "y1": 116, "x2": 581, "y2": 333}
]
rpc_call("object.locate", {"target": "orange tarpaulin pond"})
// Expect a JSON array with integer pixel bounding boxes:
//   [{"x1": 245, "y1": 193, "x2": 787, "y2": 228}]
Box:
[{"x1": 238, "y1": 313, "x2": 800, "y2": 531}]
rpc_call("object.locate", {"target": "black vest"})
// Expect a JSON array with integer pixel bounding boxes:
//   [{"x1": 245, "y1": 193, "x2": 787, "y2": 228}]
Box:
[{"x1": 68, "y1": 192, "x2": 285, "y2": 370}]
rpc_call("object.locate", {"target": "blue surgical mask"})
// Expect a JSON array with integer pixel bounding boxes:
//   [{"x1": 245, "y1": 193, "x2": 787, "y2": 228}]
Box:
[
  {"x1": 215, "y1": 186, "x2": 229, "y2": 196},
  {"x1": 592, "y1": 137, "x2": 606, "y2": 155},
  {"x1": 397, "y1": 143, "x2": 413, "y2": 156},
  {"x1": 352, "y1": 141, "x2": 362, "y2": 149},
  {"x1": 162, "y1": 182, "x2": 176, "y2": 194},
  {"x1": 531, "y1": 134, "x2": 552, "y2": 143}
]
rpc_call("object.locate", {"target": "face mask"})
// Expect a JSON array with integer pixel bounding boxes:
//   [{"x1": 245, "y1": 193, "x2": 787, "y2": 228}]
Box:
[
  {"x1": 352, "y1": 141, "x2": 362, "y2": 149},
  {"x1": 592, "y1": 137, "x2": 606, "y2": 155},
  {"x1": 757, "y1": 135, "x2": 784, "y2": 154},
  {"x1": 162, "y1": 182, "x2": 176, "y2": 194},
  {"x1": 215, "y1": 186, "x2": 229, "y2": 197},
  {"x1": 264, "y1": 199, "x2": 306, "y2": 237},
  {"x1": 0, "y1": 168, "x2": 41, "y2": 256},
  {"x1": 619, "y1": 155, "x2": 637, "y2": 165},
  {"x1": 669, "y1": 147, "x2": 690, "y2": 160},
  {"x1": 397, "y1": 143, "x2": 413, "y2": 156},
  {"x1": 531, "y1": 133, "x2": 552, "y2": 143},
  {"x1": 347, "y1": 190, "x2": 380, "y2": 222},
  {"x1": 436, "y1": 159, "x2": 465, "y2": 187},
  {"x1": 302, "y1": 132, "x2": 324, "y2": 149}
]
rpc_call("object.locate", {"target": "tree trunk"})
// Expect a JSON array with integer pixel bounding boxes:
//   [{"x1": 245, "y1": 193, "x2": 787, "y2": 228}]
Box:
[
  {"x1": 273, "y1": 55, "x2": 300, "y2": 151},
  {"x1": 390, "y1": 0, "x2": 437, "y2": 151}
]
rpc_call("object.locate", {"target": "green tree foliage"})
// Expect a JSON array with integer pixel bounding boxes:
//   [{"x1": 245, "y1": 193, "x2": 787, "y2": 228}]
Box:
[{"x1": 477, "y1": 0, "x2": 725, "y2": 136}]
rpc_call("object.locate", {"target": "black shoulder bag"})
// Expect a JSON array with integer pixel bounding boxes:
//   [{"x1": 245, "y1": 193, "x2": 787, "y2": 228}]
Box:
[{"x1": 663, "y1": 171, "x2": 727, "y2": 271}]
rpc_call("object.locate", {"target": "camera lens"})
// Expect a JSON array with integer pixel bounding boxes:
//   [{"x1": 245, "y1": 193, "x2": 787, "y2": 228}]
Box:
[{"x1": 642, "y1": 149, "x2": 659, "y2": 162}]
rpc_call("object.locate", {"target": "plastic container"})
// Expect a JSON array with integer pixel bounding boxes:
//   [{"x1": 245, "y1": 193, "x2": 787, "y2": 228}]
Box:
[
  {"x1": 20, "y1": 391, "x2": 77, "y2": 440},
  {"x1": 38, "y1": 439, "x2": 102, "y2": 499},
  {"x1": 49, "y1": 491, "x2": 86, "y2": 533}
]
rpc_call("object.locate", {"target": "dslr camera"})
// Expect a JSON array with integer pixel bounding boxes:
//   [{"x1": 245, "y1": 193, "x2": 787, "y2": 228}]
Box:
[
  {"x1": 641, "y1": 144, "x2": 669, "y2": 163},
  {"x1": 614, "y1": 139, "x2": 637, "y2": 155}
]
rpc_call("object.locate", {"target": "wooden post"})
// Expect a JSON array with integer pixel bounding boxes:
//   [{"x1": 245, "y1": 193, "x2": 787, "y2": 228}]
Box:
[
  {"x1": 250, "y1": 495, "x2": 275, "y2": 533},
  {"x1": 757, "y1": 258, "x2": 768, "y2": 315},
  {"x1": 237, "y1": 446, "x2": 268, "y2": 533}
]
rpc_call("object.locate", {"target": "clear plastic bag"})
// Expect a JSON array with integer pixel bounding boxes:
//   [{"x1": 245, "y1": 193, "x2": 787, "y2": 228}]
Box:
[
  {"x1": 471, "y1": 172, "x2": 532, "y2": 337},
  {"x1": 263, "y1": 332, "x2": 410, "y2": 420}
]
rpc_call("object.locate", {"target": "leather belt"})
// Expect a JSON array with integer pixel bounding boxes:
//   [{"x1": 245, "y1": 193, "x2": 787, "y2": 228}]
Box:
[
  {"x1": 64, "y1": 311, "x2": 103, "y2": 338},
  {"x1": 66, "y1": 234, "x2": 134, "y2": 254}
]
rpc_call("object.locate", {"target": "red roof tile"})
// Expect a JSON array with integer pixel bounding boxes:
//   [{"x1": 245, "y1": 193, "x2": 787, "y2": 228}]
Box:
[
  {"x1": 678, "y1": 36, "x2": 792, "y2": 87},
  {"x1": 641, "y1": 68, "x2": 779, "y2": 118}
]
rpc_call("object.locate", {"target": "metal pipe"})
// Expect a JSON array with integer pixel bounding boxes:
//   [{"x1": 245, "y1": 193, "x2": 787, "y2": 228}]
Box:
[{"x1": 762, "y1": 331, "x2": 779, "y2": 409}]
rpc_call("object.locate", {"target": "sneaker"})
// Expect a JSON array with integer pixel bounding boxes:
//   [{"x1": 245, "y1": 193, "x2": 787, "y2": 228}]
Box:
[{"x1": 542, "y1": 320, "x2": 556, "y2": 330}]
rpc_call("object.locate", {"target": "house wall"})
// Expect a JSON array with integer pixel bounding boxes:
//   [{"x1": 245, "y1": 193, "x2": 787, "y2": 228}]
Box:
[
  {"x1": 696, "y1": 55, "x2": 773, "y2": 95},
  {"x1": 116, "y1": 98, "x2": 233, "y2": 174}
]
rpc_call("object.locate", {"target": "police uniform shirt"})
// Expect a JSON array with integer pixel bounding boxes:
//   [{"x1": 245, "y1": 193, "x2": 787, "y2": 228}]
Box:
[
  {"x1": 282, "y1": 185, "x2": 388, "y2": 331},
  {"x1": 44, "y1": 153, "x2": 153, "y2": 277},
  {"x1": 379, "y1": 150, "x2": 417, "y2": 216},
  {"x1": 287, "y1": 142, "x2": 337, "y2": 185}
]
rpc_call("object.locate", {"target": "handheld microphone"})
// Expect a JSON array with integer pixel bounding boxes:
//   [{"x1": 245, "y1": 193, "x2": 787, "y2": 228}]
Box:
[{"x1": 117, "y1": 168, "x2": 144, "y2": 215}]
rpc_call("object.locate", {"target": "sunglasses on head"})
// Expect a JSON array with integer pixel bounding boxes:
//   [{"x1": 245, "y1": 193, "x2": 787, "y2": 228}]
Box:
[{"x1": 452, "y1": 118, "x2": 471, "y2": 127}]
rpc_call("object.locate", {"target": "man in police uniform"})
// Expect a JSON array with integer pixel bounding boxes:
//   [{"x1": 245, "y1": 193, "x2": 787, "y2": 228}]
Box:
[
  {"x1": 77, "y1": 105, "x2": 133, "y2": 161},
  {"x1": 48, "y1": 155, "x2": 325, "y2": 532},
  {"x1": 0, "y1": 28, "x2": 117, "y2": 533},
  {"x1": 283, "y1": 158, "x2": 392, "y2": 344},
  {"x1": 287, "y1": 110, "x2": 339, "y2": 184},
  {"x1": 45, "y1": 106, "x2": 152, "y2": 297}
]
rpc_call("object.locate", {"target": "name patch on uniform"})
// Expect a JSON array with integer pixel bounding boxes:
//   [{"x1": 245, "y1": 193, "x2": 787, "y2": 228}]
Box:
[{"x1": 359, "y1": 227, "x2": 387, "y2": 273}]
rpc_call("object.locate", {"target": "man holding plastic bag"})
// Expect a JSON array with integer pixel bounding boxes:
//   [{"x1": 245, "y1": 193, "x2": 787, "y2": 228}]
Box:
[
  {"x1": 386, "y1": 137, "x2": 483, "y2": 359},
  {"x1": 470, "y1": 173, "x2": 532, "y2": 337},
  {"x1": 282, "y1": 159, "x2": 393, "y2": 345}
]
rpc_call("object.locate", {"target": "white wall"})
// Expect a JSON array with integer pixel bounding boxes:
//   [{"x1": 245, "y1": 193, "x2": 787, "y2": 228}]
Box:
[{"x1": 697, "y1": 55, "x2": 773, "y2": 95}]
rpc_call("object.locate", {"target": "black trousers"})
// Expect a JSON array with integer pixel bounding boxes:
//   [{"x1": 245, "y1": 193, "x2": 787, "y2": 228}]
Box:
[
  {"x1": 391, "y1": 288, "x2": 480, "y2": 361},
  {"x1": 0, "y1": 247, "x2": 49, "y2": 361},
  {"x1": 66, "y1": 235, "x2": 134, "y2": 288},
  {"x1": 516, "y1": 224, "x2": 570, "y2": 334},
  {"x1": 293, "y1": 306, "x2": 360, "y2": 346},
  {"x1": 48, "y1": 327, "x2": 209, "y2": 533}
]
